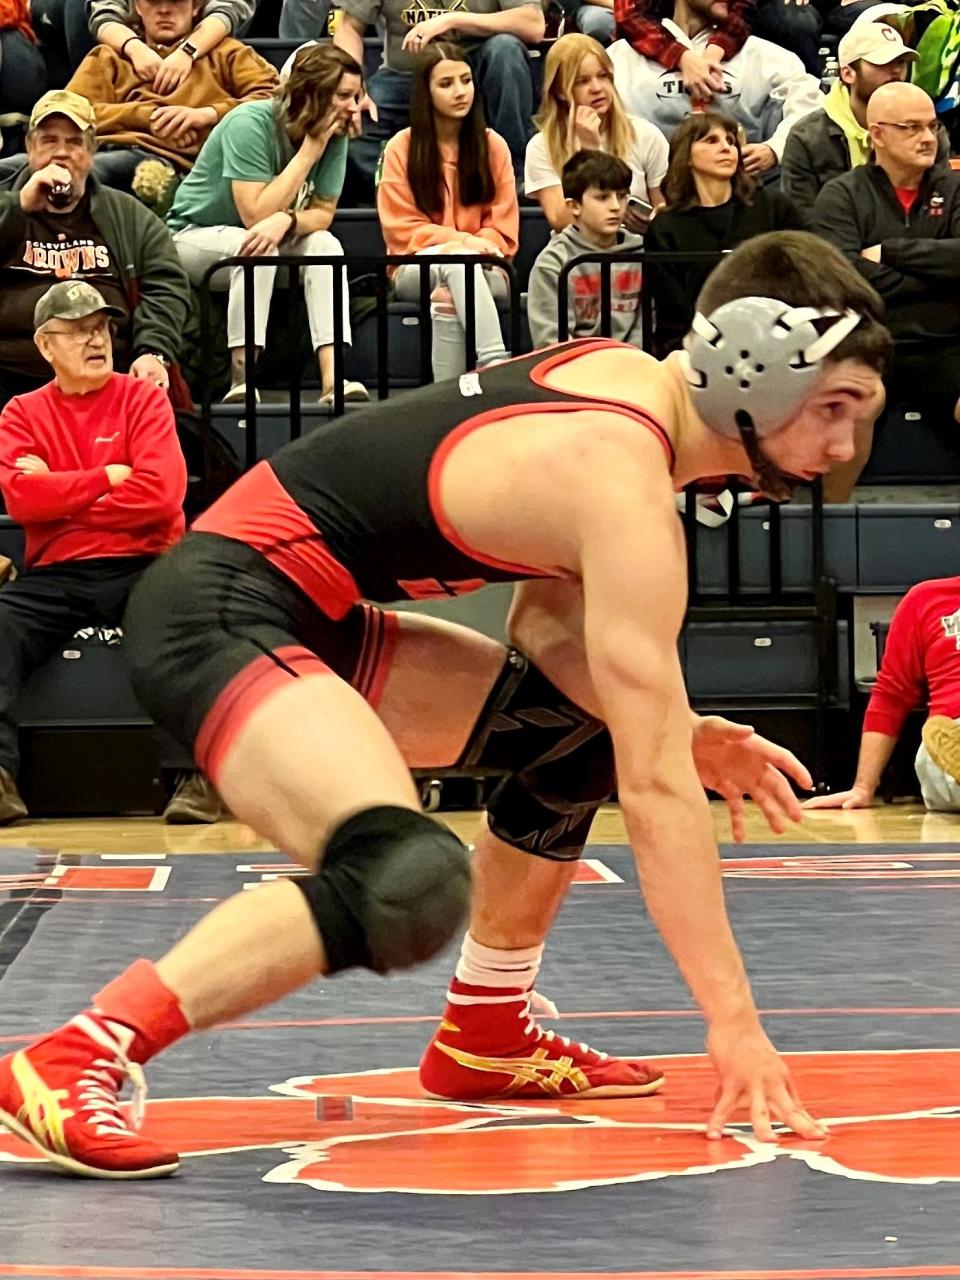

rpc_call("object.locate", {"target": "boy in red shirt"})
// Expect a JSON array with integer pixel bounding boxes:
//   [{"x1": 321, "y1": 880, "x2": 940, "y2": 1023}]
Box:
[
  {"x1": 805, "y1": 576, "x2": 960, "y2": 812},
  {"x1": 0, "y1": 279, "x2": 220, "y2": 823}
]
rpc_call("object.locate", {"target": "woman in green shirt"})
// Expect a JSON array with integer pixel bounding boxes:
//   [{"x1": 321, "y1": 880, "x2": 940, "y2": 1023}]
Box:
[{"x1": 168, "y1": 43, "x2": 368, "y2": 404}]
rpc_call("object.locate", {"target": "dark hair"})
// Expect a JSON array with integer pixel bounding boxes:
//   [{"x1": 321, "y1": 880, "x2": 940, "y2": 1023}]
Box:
[
  {"x1": 408, "y1": 42, "x2": 495, "y2": 218},
  {"x1": 282, "y1": 44, "x2": 362, "y2": 139},
  {"x1": 662, "y1": 112, "x2": 754, "y2": 212},
  {"x1": 698, "y1": 231, "x2": 892, "y2": 373},
  {"x1": 561, "y1": 148, "x2": 633, "y2": 201}
]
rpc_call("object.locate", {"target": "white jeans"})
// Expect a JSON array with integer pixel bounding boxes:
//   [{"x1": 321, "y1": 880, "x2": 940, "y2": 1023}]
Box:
[
  {"x1": 915, "y1": 730, "x2": 960, "y2": 812},
  {"x1": 393, "y1": 246, "x2": 509, "y2": 382},
  {"x1": 173, "y1": 224, "x2": 352, "y2": 352}
]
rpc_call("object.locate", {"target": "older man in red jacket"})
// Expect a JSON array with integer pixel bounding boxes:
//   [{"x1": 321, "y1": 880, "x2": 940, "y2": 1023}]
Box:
[{"x1": 0, "y1": 279, "x2": 222, "y2": 824}]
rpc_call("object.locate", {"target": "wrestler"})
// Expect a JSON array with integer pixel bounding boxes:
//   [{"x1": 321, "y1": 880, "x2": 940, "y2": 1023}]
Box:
[{"x1": 0, "y1": 231, "x2": 889, "y2": 1177}]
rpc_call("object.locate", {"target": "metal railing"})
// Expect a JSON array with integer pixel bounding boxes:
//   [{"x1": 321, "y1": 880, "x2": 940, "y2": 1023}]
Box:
[{"x1": 198, "y1": 251, "x2": 521, "y2": 470}]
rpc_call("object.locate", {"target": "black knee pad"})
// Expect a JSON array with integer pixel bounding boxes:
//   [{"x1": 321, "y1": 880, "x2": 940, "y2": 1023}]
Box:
[
  {"x1": 459, "y1": 650, "x2": 617, "y2": 862},
  {"x1": 295, "y1": 805, "x2": 471, "y2": 975}
]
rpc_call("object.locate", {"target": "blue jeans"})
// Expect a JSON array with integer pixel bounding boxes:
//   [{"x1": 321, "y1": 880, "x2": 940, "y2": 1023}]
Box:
[
  {"x1": 343, "y1": 65, "x2": 411, "y2": 206},
  {"x1": 93, "y1": 145, "x2": 158, "y2": 191},
  {"x1": 468, "y1": 34, "x2": 533, "y2": 180},
  {"x1": 753, "y1": 0, "x2": 824, "y2": 74},
  {"x1": 278, "y1": 0, "x2": 330, "y2": 40},
  {"x1": 0, "y1": 30, "x2": 47, "y2": 123},
  {"x1": 575, "y1": 4, "x2": 615, "y2": 43},
  {"x1": 29, "y1": 0, "x2": 94, "y2": 86}
]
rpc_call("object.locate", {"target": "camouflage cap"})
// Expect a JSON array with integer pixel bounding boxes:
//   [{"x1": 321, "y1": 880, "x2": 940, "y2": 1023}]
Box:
[
  {"x1": 34, "y1": 281, "x2": 123, "y2": 332},
  {"x1": 29, "y1": 90, "x2": 97, "y2": 133}
]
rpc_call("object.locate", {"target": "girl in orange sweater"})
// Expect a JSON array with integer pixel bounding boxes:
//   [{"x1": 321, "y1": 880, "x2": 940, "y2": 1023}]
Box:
[{"x1": 377, "y1": 42, "x2": 519, "y2": 382}]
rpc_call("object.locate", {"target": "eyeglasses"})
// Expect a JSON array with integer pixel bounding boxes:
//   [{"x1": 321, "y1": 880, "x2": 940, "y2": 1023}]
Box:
[
  {"x1": 42, "y1": 318, "x2": 115, "y2": 343},
  {"x1": 873, "y1": 120, "x2": 938, "y2": 137}
]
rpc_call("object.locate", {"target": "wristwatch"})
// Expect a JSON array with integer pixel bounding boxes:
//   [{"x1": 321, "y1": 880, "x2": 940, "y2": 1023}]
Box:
[
  {"x1": 142, "y1": 352, "x2": 170, "y2": 368},
  {"x1": 179, "y1": 39, "x2": 199, "y2": 60}
]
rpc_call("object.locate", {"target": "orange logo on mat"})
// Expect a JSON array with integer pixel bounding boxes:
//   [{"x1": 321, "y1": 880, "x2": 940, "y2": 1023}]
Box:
[{"x1": 1, "y1": 1051, "x2": 957, "y2": 1193}]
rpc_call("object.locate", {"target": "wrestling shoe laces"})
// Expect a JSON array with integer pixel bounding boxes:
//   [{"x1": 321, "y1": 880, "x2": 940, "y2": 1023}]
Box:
[
  {"x1": 0, "y1": 1013, "x2": 180, "y2": 1178},
  {"x1": 72, "y1": 1015, "x2": 148, "y2": 1135}
]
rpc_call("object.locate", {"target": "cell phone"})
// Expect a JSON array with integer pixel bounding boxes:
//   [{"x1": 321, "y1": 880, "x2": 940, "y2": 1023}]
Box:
[{"x1": 626, "y1": 196, "x2": 654, "y2": 218}]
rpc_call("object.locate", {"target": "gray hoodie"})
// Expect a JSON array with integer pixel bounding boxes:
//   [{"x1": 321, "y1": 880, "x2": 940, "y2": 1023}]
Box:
[{"x1": 527, "y1": 224, "x2": 645, "y2": 349}]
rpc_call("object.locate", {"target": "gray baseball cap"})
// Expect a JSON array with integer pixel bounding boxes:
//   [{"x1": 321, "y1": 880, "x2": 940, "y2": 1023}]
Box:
[{"x1": 34, "y1": 281, "x2": 123, "y2": 332}]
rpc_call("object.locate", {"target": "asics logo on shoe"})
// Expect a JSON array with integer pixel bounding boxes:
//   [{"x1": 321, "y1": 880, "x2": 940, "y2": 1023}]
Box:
[
  {"x1": 11, "y1": 1052, "x2": 73, "y2": 1157},
  {"x1": 432, "y1": 1041, "x2": 592, "y2": 1097}
]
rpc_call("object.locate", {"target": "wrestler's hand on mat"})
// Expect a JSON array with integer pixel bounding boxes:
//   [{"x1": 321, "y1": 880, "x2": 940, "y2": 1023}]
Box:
[
  {"x1": 801, "y1": 783, "x2": 876, "y2": 810},
  {"x1": 705, "y1": 1016, "x2": 828, "y2": 1142},
  {"x1": 690, "y1": 714, "x2": 812, "y2": 842}
]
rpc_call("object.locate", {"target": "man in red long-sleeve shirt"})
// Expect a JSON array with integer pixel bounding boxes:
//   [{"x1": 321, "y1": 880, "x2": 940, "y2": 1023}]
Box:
[
  {"x1": 805, "y1": 576, "x2": 960, "y2": 812},
  {"x1": 0, "y1": 279, "x2": 222, "y2": 824}
]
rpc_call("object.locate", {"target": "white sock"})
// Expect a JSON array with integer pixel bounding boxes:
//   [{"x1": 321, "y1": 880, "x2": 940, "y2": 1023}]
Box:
[{"x1": 454, "y1": 933, "x2": 543, "y2": 992}]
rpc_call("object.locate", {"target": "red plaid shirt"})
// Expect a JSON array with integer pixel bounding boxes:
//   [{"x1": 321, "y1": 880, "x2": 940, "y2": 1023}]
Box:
[{"x1": 613, "y1": 0, "x2": 755, "y2": 69}]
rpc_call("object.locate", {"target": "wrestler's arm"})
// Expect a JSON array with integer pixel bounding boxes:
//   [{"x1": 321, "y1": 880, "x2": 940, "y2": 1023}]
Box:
[
  {"x1": 575, "y1": 441, "x2": 824, "y2": 1139},
  {"x1": 507, "y1": 580, "x2": 810, "y2": 841}
]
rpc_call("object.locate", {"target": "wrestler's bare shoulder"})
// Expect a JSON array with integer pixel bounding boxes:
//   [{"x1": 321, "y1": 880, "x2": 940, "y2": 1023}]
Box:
[
  {"x1": 539, "y1": 344, "x2": 680, "y2": 427},
  {"x1": 435, "y1": 350, "x2": 682, "y2": 578}
]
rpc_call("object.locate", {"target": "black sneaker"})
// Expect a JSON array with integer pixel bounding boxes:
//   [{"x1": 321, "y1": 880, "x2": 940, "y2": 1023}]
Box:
[
  {"x1": 162, "y1": 773, "x2": 228, "y2": 825},
  {"x1": 0, "y1": 767, "x2": 27, "y2": 826}
]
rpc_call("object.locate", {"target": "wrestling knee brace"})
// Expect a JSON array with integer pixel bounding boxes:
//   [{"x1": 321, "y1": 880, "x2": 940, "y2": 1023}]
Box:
[
  {"x1": 295, "y1": 805, "x2": 471, "y2": 975},
  {"x1": 459, "y1": 650, "x2": 616, "y2": 862}
]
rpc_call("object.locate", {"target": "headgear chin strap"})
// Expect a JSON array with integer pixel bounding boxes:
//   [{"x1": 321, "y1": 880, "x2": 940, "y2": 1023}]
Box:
[{"x1": 681, "y1": 298, "x2": 863, "y2": 499}]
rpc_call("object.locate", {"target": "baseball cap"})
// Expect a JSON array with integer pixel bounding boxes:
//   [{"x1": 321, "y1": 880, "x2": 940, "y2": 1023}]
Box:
[
  {"x1": 34, "y1": 281, "x2": 123, "y2": 332},
  {"x1": 29, "y1": 90, "x2": 97, "y2": 133},
  {"x1": 838, "y1": 21, "x2": 917, "y2": 67}
]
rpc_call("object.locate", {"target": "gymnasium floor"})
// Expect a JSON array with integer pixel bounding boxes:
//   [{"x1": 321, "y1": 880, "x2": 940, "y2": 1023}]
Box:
[{"x1": 1, "y1": 802, "x2": 959, "y2": 1280}]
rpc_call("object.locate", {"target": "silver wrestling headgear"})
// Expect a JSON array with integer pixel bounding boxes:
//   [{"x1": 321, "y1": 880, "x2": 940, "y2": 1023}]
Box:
[{"x1": 682, "y1": 298, "x2": 863, "y2": 500}]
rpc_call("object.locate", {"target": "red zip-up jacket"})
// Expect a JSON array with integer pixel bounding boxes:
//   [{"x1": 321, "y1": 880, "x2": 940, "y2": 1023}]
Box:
[
  {"x1": 864, "y1": 577, "x2": 960, "y2": 737},
  {"x1": 0, "y1": 373, "x2": 186, "y2": 569},
  {"x1": 613, "y1": 0, "x2": 755, "y2": 69}
]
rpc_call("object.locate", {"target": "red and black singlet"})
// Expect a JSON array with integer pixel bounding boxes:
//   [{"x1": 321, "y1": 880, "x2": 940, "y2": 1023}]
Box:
[{"x1": 192, "y1": 340, "x2": 674, "y2": 618}]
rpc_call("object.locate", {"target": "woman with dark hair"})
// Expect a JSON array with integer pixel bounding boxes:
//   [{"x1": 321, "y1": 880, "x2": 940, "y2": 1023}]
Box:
[
  {"x1": 167, "y1": 43, "x2": 368, "y2": 404},
  {"x1": 377, "y1": 42, "x2": 518, "y2": 381},
  {"x1": 643, "y1": 112, "x2": 804, "y2": 357}
]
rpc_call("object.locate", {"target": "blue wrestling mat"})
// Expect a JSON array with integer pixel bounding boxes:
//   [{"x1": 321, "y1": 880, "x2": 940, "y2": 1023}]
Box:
[{"x1": 0, "y1": 842, "x2": 959, "y2": 1280}]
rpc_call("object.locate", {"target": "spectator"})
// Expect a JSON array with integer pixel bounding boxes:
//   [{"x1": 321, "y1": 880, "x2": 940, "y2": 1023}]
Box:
[
  {"x1": 782, "y1": 21, "x2": 949, "y2": 212},
  {"x1": 0, "y1": 91, "x2": 189, "y2": 408},
  {"x1": 804, "y1": 577, "x2": 960, "y2": 813},
  {"x1": 88, "y1": 0, "x2": 253, "y2": 90},
  {"x1": 63, "y1": 0, "x2": 277, "y2": 203},
  {"x1": 377, "y1": 42, "x2": 518, "y2": 381},
  {"x1": 614, "y1": 0, "x2": 826, "y2": 82},
  {"x1": 27, "y1": 0, "x2": 253, "y2": 102},
  {"x1": 643, "y1": 112, "x2": 803, "y2": 357},
  {"x1": 167, "y1": 44, "x2": 369, "y2": 406},
  {"x1": 525, "y1": 33, "x2": 667, "y2": 232},
  {"x1": 608, "y1": 0, "x2": 821, "y2": 180},
  {"x1": 527, "y1": 149, "x2": 643, "y2": 347},
  {"x1": 333, "y1": 0, "x2": 544, "y2": 201},
  {"x1": 813, "y1": 81, "x2": 960, "y2": 432},
  {"x1": 0, "y1": 0, "x2": 45, "y2": 157},
  {"x1": 0, "y1": 280, "x2": 225, "y2": 826}
]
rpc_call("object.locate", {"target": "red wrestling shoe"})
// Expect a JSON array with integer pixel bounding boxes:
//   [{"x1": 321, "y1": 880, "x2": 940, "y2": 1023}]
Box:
[
  {"x1": 0, "y1": 1014, "x2": 180, "y2": 1179},
  {"x1": 419, "y1": 980, "x2": 665, "y2": 1100}
]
